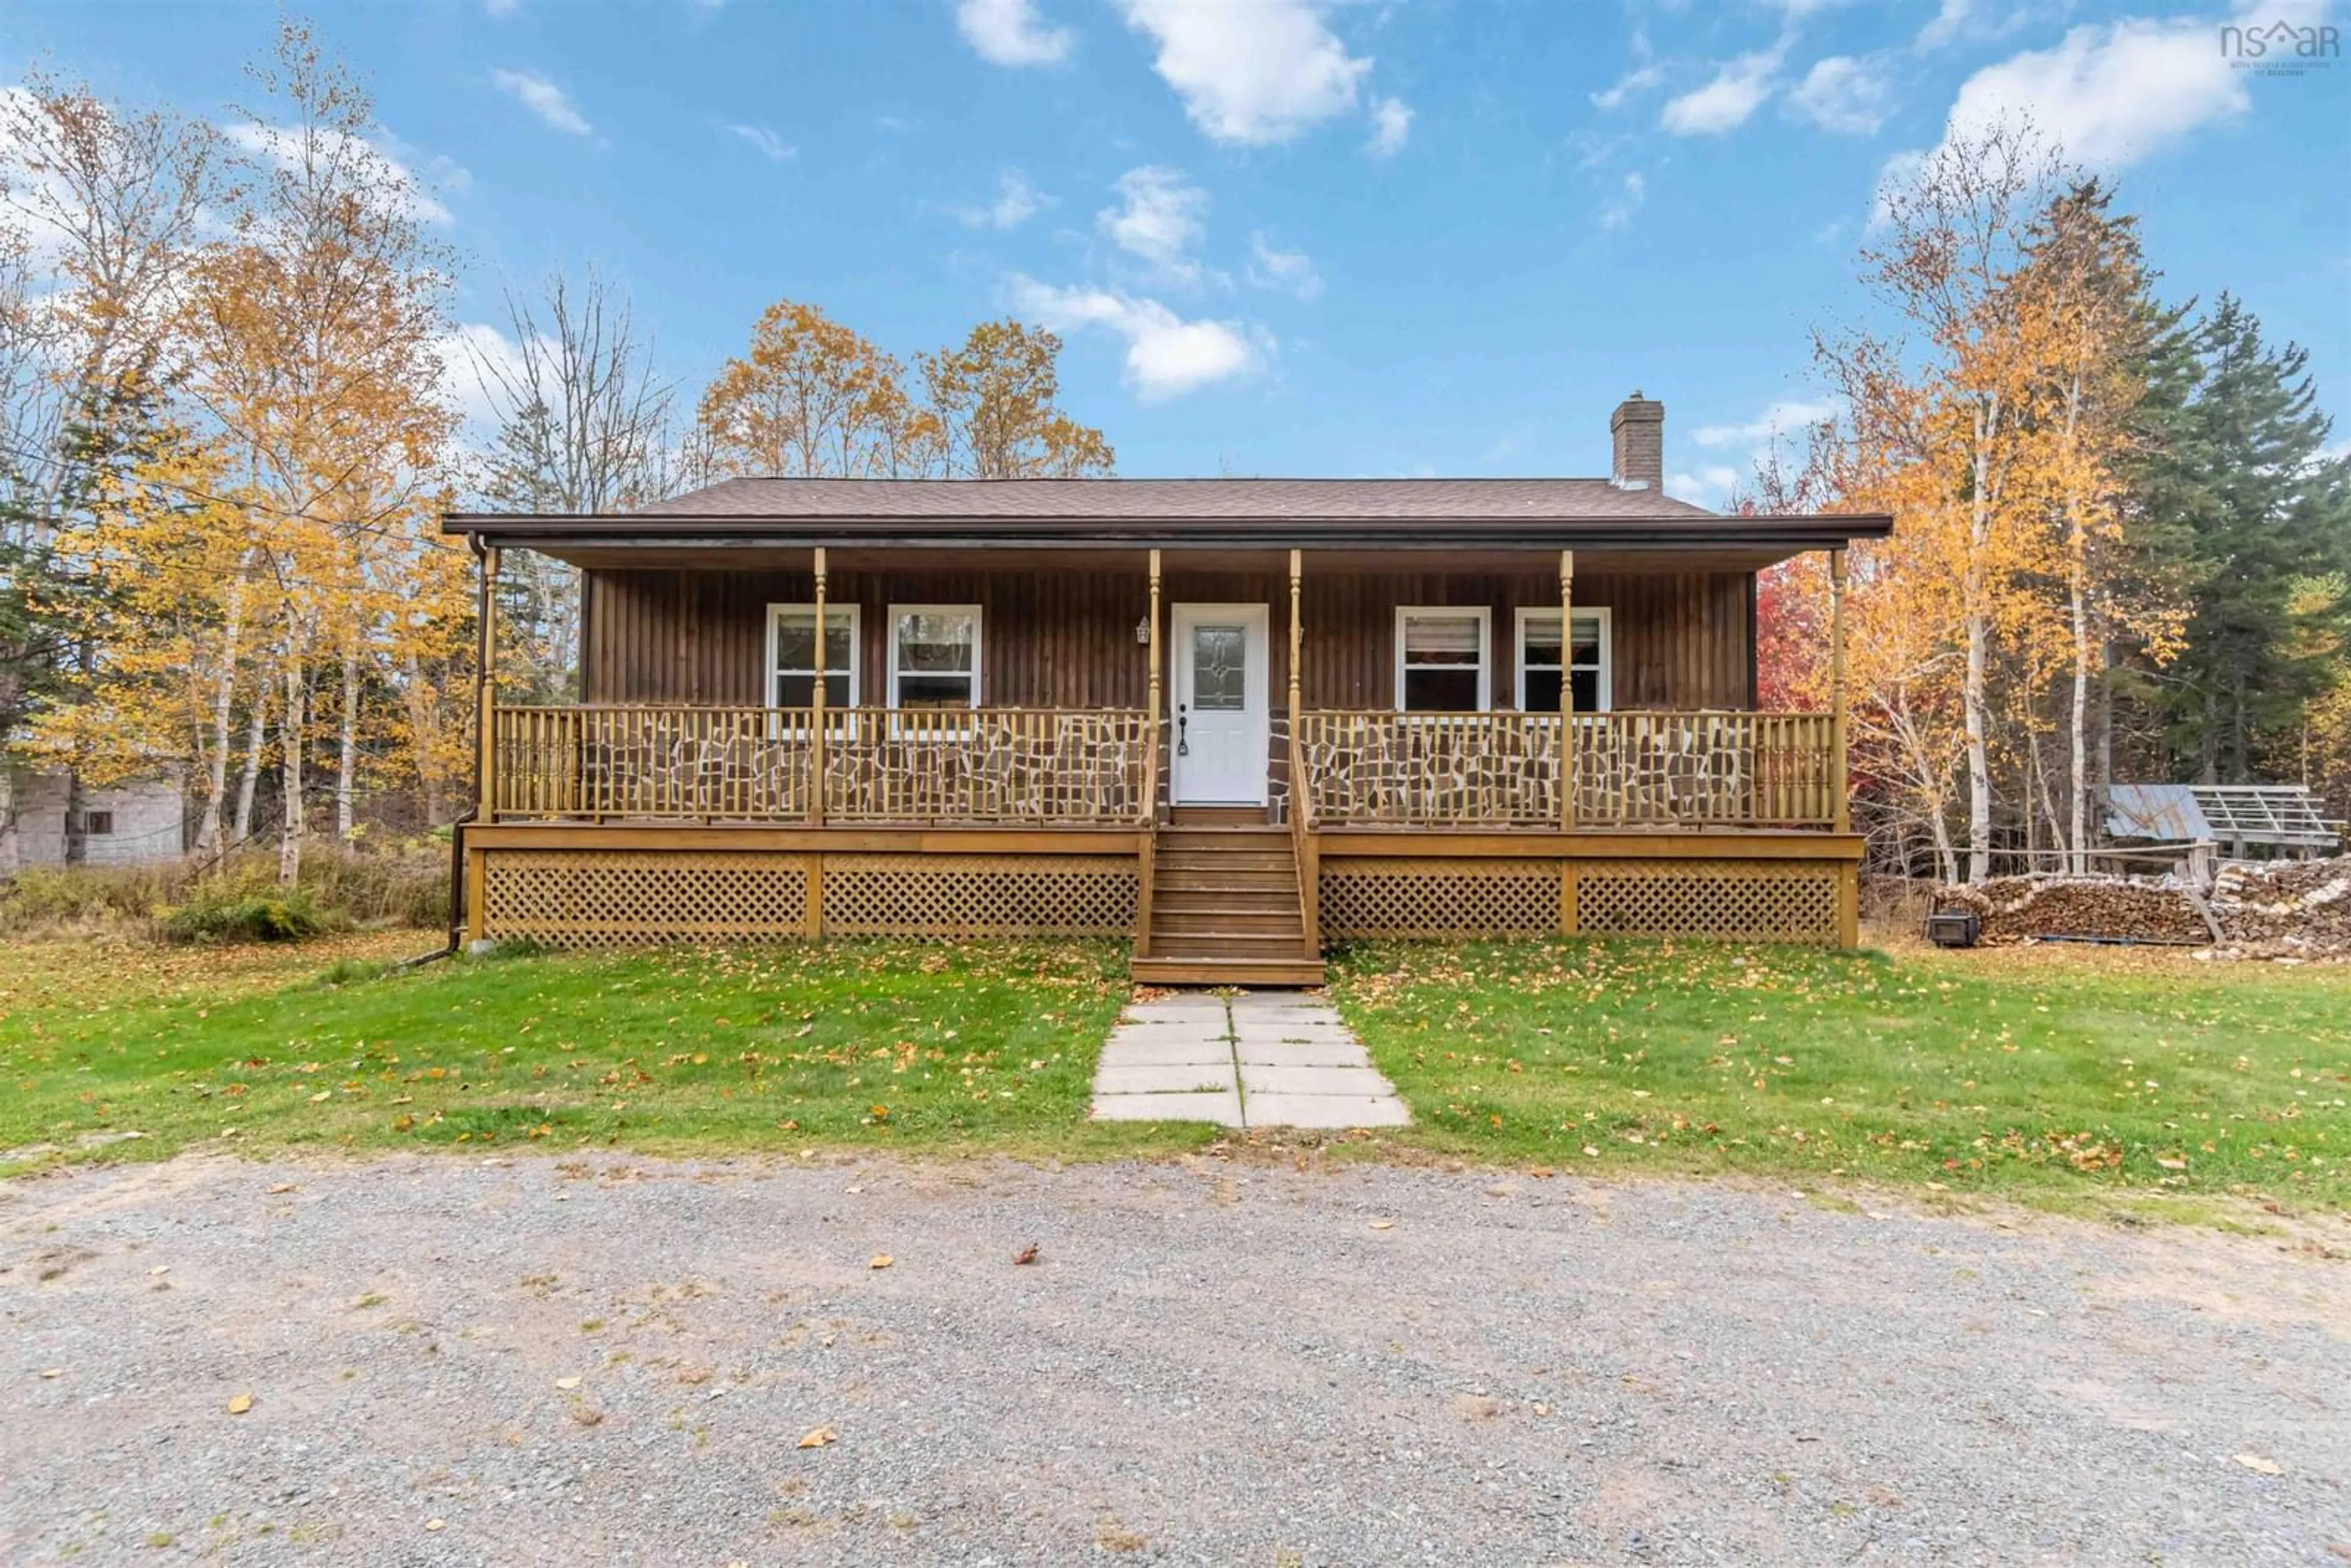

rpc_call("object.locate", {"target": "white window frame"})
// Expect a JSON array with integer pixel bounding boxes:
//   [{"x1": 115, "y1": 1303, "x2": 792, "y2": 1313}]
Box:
[
  {"x1": 1393, "y1": 605, "x2": 1492, "y2": 713},
  {"x1": 764, "y1": 602, "x2": 862, "y2": 711},
  {"x1": 886, "y1": 603, "x2": 984, "y2": 711},
  {"x1": 1513, "y1": 606, "x2": 1613, "y2": 713}
]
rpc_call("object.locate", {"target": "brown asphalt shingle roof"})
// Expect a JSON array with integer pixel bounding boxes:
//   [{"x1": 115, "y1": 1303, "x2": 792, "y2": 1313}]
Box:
[{"x1": 631, "y1": 476, "x2": 1722, "y2": 522}]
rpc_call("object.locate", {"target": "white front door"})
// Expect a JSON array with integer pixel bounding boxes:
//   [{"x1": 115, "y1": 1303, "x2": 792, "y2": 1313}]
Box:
[{"x1": 1170, "y1": 603, "x2": 1270, "y2": 805}]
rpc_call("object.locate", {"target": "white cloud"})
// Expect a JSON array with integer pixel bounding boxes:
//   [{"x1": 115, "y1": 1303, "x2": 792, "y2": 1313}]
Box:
[
  {"x1": 1667, "y1": 467, "x2": 1744, "y2": 505},
  {"x1": 1915, "y1": 0, "x2": 1972, "y2": 50},
  {"x1": 1120, "y1": 0, "x2": 1372, "y2": 144},
  {"x1": 1367, "y1": 96, "x2": 1412, "y2": 156},
  {"x1": 1591, "y1": 63, "x2": 1664, "y2": 111},
  {"x1": 1660, "y1": 48, "x2": 1783, "y2": 135},
  {"x1": 1682, "y1": 397, "x2": 1840, "y2": 503},
  {"x1": 954, "y1": 0, "x2": 1073, "y2": 67},
  {"x1": 1868, "y1": 146, "x2": 1927, "y2": 228},
  {"x1": 484, "y1": 0, "x2": 522, "y2": 16},
  {"x1": 490, "y1": 69, "x2": 592, "y2": 137},
  {"x1": 1007, "y1": 274, "x2": 1263, "y2": 399},
  {"x1": 1098, "y1": 165, "x2": 1208, "y2": 280},
  {"x1": 959, "y1": 170, "x2": 1049, "y2": 230},
  {"x1": 1599, "y1": 170, "x2": 1646, "y2": 230},
  {"x1": 1246, "y1": 231, "x2": 1322, "y2": 300},
  {"x1": 437, "y1": 320, "x2": 530, "y2": 444},
  {"x1": 1691, "y1": 398, "x2": 1840, "y2": 449},
  {"x1": 725, "y1": 122, "x2": 795, "y2": 162},
  {"x1": 223, "y1": 122, "x2": 457, "y2": 225},
  {"x1": 1790, "y1": 54, "x2": 1893, "y2": 135},
  {"x1": 1940, "y1": 13, "x2": 2253, "y2": 167}
]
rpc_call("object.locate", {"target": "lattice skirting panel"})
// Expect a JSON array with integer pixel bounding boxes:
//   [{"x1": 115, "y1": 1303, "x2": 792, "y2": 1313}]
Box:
[
  {"x1": 1320, "y1": 858, "x2": 1561, "y2": 940},
  {"x1": 822, "y1": 854, "x2": 1136, "y2": 937},
  {"x1": 1318, "y1": 855, "x2": 1847, "y2": 944},
  {"x1": 1573, "y1": 858, "x2": 1841, "y2": 944},
  {"x1": 481, "y1": 850, "x2": 1138, "y2": 946},
  {"x1": 482, "y1": 850, "x2": 811, "y2": 948}
]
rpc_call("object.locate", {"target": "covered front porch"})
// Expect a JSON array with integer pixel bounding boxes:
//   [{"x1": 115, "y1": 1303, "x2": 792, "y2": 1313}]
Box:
[
  {"x1": 478, "y1": 542, "x2": 1855, "y2": 835},
  {"x1": 455, "y1": 535, "x2": 1870, "y2": 964}
]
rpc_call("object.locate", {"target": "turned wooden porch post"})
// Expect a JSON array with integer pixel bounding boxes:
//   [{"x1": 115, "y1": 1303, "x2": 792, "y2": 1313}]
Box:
[
  {"x1": 464, "y1": 544, "x2": 500, "y2": 942},
  {"x1": 1146, "y1": 547, "x2": 1163, "y2": 821},
  {"x1": 809, "y1": 546, "x2": 828, "y2": 828},
  {"x1": 1289, "y1": 547, "x2": 1319, "y2": 950},
  {"x1": 1829, "y1": 547, "x2": 1850, "y2": 834},
  {"x1": 476, "y1": 545, "x2": 500, "y2": 822},
  {"x1": 1136, "y1": 549, "x2": 1162, "y2": 958},
  {"x1": 1559, "y1": 549, "x2": 1575, "y2": 829}
]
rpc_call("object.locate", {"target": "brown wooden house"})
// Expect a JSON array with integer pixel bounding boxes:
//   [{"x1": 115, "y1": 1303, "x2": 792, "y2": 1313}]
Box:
[{"x1": 444, "y1": 394, "x2": 1890, "y2": 984}]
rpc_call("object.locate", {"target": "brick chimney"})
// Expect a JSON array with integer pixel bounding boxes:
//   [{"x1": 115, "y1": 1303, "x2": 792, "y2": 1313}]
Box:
[{"x1": 1609, "y1": 391, "x2": 1663, "y2": 490}]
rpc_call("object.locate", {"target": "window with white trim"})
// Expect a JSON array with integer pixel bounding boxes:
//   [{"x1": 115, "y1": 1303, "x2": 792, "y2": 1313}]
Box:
[
  {"x1": 888, "y1": 605, "x2": 982, "y2": 709},
  {"x1": 1515, "y1": 607, "x2": 1611, "y2": 713},
  {"x1": 766, "y1": 604, "x2": 859, "y2": 708},
  {"x1": 1394, "y1": 607, "x2": 1491, "y2": 712}
]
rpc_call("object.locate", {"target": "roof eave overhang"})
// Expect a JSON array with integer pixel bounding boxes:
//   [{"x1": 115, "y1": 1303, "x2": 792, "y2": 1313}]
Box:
[{"x1": 442, "y1": 512, "x2": 1895, "y2": 552}]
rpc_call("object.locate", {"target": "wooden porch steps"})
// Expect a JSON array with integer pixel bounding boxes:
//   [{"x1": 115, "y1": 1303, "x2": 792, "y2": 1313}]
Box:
[{"x1": 1132, "y1": 815, "x2": 1324, "y2": 987}]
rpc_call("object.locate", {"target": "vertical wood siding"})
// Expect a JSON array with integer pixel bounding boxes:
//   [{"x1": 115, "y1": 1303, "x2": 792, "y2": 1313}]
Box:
[{"x1": 581, "y1": 566, "x2": 1753, "y2": 711}]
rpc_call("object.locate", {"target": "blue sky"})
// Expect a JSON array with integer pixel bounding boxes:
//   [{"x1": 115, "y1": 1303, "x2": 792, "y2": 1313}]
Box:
[{"x1": 9, "y1": 0, "x2": 2347, "y2": 498}]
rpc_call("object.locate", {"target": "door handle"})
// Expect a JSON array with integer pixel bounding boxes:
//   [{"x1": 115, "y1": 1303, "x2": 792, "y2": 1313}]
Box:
[{"x1": 1176, "y1": 704, "x2": 1189, "y2": 757}]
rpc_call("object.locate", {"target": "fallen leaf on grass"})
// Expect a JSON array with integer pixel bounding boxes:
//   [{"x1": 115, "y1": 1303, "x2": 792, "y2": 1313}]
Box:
[
  {"x1": 1013, "y1": 1242, "x2": 1040, "y2": 1266},
  {"x1": 226, "y1": 1394, "x2": 253, "y2": 1414},
  {"x1": 798, "y1": 1425, "x2": 836, "y2": 1449},
  {"x1": 2233, "y1": 1454, "x2": 2283, "y2": 1476},
  {"x1": 869, "y1": 1254, "x2": 893, "y2": 1270}
]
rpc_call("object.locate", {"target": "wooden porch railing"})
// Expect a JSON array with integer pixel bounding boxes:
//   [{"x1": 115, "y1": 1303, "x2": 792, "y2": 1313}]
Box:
[
  {"x1": 491, "y1": 705, "x2": 1153, "y2": 825},
  {"x1": 1297, "y1": 711, "x2": 1560, "y2": 827},
  {"x1": 1296, "y1": 710, "x2": 1839, "y2": 829},
  {"x1": 822, "y1": 708, "x2": 1153, "y2": 824},
  {"x1": 493, "y1": 705, "x2": 815, "y2": 821}
]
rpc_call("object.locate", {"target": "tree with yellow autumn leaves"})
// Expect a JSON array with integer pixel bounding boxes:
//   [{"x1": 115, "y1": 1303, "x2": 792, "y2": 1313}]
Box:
[{"x1": 1784, "y1": 117, "x2": 2342, "y2": 879}]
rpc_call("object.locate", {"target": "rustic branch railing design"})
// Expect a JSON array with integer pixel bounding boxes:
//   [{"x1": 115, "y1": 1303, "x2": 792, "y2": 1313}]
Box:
[
  {"x1": 1297, "y1": 711, "x2": 1838, "y2": 829},
  {"x1": 1297, "y1": 711, "x2": 1559, "y2": 827},
  {"x1": 492, "y1": 706, "x2": 1153, "y2": 825},
  {"x1": 493, "y1": 705, "x2": 814, "y2": 821},
  {"x1": 822, "y1": 708, "x2": 1152, "y2": 824},
  {"x1": 1572, "y1": 711, "x2": 1835, "y2": 828}
]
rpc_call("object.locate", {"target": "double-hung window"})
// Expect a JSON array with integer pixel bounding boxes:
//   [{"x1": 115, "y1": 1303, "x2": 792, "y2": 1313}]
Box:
[
  {"x1": 1515, "y1": 608, "x2": 1611, "y2": 712},
  {"x1": 767, "y1": 604, "x2": 859, "y2": 708},
  {"x1": 1394, "y1": 607, "x2": 1491, "y2": 712},
  {"x1": 888, "y1": 605, "x2": 982, "y2": 710}
]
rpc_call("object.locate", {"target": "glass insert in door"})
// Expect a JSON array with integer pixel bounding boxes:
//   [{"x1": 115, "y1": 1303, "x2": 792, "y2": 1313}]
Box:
[{"x1": 1190, "y1": 625, "x2": 1248, "y2": 710}]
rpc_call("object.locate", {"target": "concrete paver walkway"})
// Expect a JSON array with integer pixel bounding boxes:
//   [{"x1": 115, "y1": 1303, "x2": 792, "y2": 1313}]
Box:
[{"x1": 1089, "y1": 992, "x2": 1409, "y2": 1128}]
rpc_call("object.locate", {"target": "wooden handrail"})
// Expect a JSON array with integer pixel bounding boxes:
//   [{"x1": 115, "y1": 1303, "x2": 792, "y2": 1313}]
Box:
[
  {"x1": 493, "y1": 705, "x2": 1152, "y2": 825},
  {"x1": 1296, "y1": 709, "x2": 1839, "y2": 829}
]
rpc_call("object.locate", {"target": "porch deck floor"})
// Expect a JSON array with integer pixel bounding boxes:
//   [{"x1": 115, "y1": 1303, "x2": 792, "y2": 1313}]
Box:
[{"x1": 1089, "y1": 993, "x2": 1409, "y2": 1130}]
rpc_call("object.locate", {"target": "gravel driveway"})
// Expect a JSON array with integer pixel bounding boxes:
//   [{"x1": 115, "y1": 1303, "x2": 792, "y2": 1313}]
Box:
[{"x1": 2, "y1": 1152, "x2": 2344, "y2": 1566}]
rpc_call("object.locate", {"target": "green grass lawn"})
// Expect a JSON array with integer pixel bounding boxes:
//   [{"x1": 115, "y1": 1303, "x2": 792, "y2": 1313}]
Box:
[
  {"x1": 8, "y1": 930, "x2": 2348, "y2": 1218},
  {"x1": 1327, "y1": 939, "x2": 2351, "y2": 1212},
  {"x1": 0, "y1": 934, "x2": 1210, "y2": 1172}
]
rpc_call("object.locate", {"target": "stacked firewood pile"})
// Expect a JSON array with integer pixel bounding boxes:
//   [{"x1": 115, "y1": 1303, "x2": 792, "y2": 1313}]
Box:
[
  {"x1": 2207, "y1": 858, "x2": 2351, "y2": 954},
  {"x1": 1937, "y1": 875, "x2": 2212, "y2": 945}
]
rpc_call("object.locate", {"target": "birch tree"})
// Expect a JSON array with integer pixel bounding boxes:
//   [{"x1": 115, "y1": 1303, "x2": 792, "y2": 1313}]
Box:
[
  {"x1": 1817, "y1": 119, "x2": 2064, "y2": 880},
  {"x1": 471, "y1": 268, "x2": 673, "y2": 700},
  {"x1": 178, "y1": 21, "x2": 456, "y2": 879}
]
